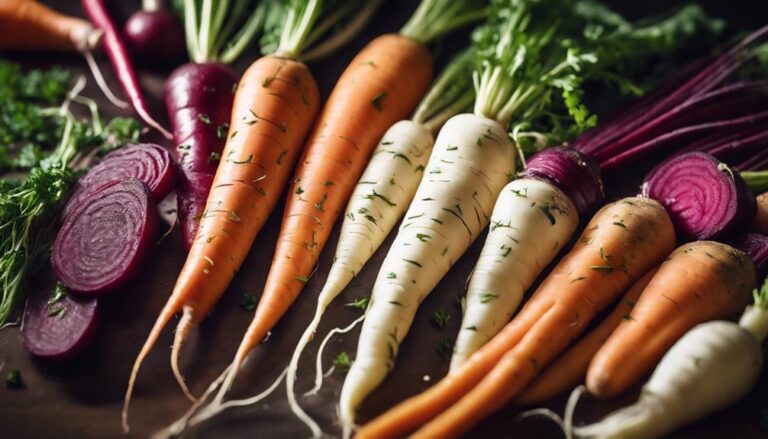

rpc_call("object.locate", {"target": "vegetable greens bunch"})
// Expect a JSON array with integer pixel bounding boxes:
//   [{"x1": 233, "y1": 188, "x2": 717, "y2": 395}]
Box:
[
  {"x1": 472, "y1": 0, "x2": 722, "y2": 157},
  {"x1": 0, "y1": 60, "x2": 141, "y2": 325}
]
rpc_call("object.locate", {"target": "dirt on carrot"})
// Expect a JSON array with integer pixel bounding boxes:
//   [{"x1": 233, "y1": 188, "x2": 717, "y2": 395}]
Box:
[{"x1": 586, "y1": 240, "x2": 756, "y2": 399}]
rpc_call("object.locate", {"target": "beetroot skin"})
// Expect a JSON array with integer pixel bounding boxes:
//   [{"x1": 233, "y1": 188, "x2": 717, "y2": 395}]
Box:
[
  {"x1": 522, "y1": 146, "x2": 604, "y2": 217},
  {"x1": 643, "y1": 152, "x2": 756, "y2": 241},
  {"x1": 63, "y1": 143, "x2": 175, "y2": 219},
  {"x1": 52, "y1": 179, "x2": 159, "y2": 295},
  {"x1": 734, "y1": 233, "x2": 768, "y2": 279},
  {"x1": 123, "y1": 10, "x2": 186, "y2": 65},
  {"x1": 165, "y1": 63, "x2": 237, "y2": 249},
  {"x1": 22, "y1": 289, "x2": 99, "y2": 361}
]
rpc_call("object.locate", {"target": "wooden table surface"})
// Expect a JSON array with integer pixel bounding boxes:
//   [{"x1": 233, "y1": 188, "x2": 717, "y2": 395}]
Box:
[{"x1": 1, "y1": 1, "x2": 768, "y2": 438}]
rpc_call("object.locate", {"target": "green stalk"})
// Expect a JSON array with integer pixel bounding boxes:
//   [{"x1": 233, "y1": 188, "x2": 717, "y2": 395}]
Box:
[
  {"x1": 198, "y1": 0, "x2": 215, "y2": 61},
  {"x1": 219, "y1": 5, "x2": 268, "y2": 63},
  {"x1": 413, "y1": 49, "x2": 476, "y2": 133},
  {"x1": 741, "y1": 171, "x2": 768, "y2": 193},
  {"x1": 275, "y1": 0, "x2": 323, "y2": 58},
  {"x1": 299, "y1": 0, "x2": 383, "y2": 62},
  {"x1": 183, "y1": 0, "x2": 201, "y2": 62},
  {"x1": 211, "y1": 0, "x2": 251, "y2": 56},
  {"x1": 400, "y1": 0, "x2": 488, "y2": 45}
]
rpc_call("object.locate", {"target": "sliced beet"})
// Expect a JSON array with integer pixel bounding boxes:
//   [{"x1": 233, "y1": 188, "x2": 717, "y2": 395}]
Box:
[
  {"x1": 522, "y1": 146, "x2": 604, "y2": 216},
  {"x1": 643, "y1": 152, "x2": 756, "y2": 241},
  {"x1": 21, "y1": 288, "x2": 99, "y2": 361},
  {"x1": 63, "y1": 143, "x2": 175, "y2": 219},
  {"x1": 734, "y1": 233, "x2": 768, "y2": 279},
  {"x1": 165, "y1": 62, "x2": 237, "y2": 250},
  {"x1": 52, "y1": 179, "x2": 159, "y2": 295}
]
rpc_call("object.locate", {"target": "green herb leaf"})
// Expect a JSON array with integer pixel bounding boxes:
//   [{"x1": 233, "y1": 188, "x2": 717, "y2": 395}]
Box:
[
  {"x1": 239, "y1": 294, "x2": 257, "y2": 311},
  {"x1": 431, "y1": 308, "x2": 451, "y2": 329},
  {"x1": 333, "y1": 351, "x2": 351, "y2": 372},
  {"x1": 346, "y1": 297, "x2": 370, "y2": 311},
  {"x1": 5, "y1": 370, "x2": 21, "y2": 389}
]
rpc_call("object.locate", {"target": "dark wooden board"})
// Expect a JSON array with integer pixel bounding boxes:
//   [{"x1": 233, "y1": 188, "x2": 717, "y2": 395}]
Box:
[{"x1": 1, "y1": 1, "x2": 768, "y2": 438}]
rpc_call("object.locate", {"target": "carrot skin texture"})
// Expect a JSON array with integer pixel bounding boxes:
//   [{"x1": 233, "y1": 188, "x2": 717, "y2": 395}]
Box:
[
  {"x1": 233, "y1": 34, "x2": 433, "y2": 361},
  {"x1": 517, "y1": 267, "x2": 657, "y2": 406},
  {"x1": 751, "y1": 192, "x2": 768, "y2": 235},
  {"x1": 356, "y1": 197, "x2": 675, "y2": 439},
  {"x1": 123, "y1": 56, "x2": 319, "y2": 424},
  {"x1": 0, "y1": 0, "x2": 99, "y2": 52},
  {"x1": 586, "y1": 240, "x2": 756, "y2": 399}
]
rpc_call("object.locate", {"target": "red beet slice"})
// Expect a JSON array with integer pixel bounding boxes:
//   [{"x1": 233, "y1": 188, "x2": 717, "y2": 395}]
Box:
[
  {"x1": 21, "y1": 288, "x2": 99, "y2": 361},
  {"x1": 643, "y1": 152, "x2": 756, "y2": 240},
  {"x1": 522, "y1": 146, "x2": 604, "y2": 216},
  {"x1": 734, "y1": 233, "x2": 768, "y2": 279},
  {"x1": 62, "y1": 143, "x2": 175, "y2": 219},
  {"x1": 52, "y1": 179, "x2": 159, "y2": 295}
]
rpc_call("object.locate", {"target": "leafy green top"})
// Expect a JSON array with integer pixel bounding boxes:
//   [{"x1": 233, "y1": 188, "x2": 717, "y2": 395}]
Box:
[
  {"x1": 471, "y1": 0, "x2": 722, "y2": 153},
  {"x1": 400, "y1": 0, "x2": 488, "y2": 45},
  {"x1": 182, "y1": 0, "x2": 276, "y2": 63},
  {"x1": 268, "y1": 0, "x2": 383, "y2": 59}
]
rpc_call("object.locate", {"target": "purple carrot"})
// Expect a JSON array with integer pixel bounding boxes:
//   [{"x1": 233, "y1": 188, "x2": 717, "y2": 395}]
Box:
[
  {"x1": 166, "y1": 63, "x2": 237, "y2": 250},
  {"x1": 81, "y1": 0, "x2": 172, "y2": 139}
]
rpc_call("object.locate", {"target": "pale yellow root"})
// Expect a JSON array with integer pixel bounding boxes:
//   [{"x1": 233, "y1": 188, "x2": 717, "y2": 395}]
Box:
[
  {"x1": 171, "y1": 306, "x2": 198, "y2": 403},
  {"x1": 151, "y1": 365, "x2": 233, "y2": 439},
  {"x1": 123, "y1": 301, "x2": 182, "y2": 433}
]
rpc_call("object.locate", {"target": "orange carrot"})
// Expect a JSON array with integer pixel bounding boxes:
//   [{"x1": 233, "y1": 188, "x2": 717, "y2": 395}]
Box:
[
  {"x1": 751, "y1": 192, "x2": 768, "y2": 234},
  {"x1": 586, "y1": 240, "x2": 756, "y2": 399},
  {"x1": 122, "y1": 55, "x2": 320, "y2": 430},
  {"x1": 229, "y1": 34, "x2": 433, "y2": 372},
  {"x1": 0, "y1": 0, "x2": 100, "y2": 52},
  {"x1": 356, "y1": 197, "x2": 675, "y2": 439},
  {"x1": 516, "y1": 267, "x2": 657, "y2": 406}
]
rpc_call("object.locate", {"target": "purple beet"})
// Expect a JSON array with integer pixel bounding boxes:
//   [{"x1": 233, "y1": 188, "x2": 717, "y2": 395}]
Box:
[
  {"x1": 166, "y1": 62, "x2": 237, "y2": 250},
  {"x1": 21, "y1": 287, "x2": 99, "y2": 361},
  {"x1": 522, "y1": 146, "x2": 604, "y2": 217},
  {"x1": 62, "y1": 143, "x2": 176, "y2": 219},
  {"x1": 52, "y1": 179, "x2": 159, "y2": 295},
  {"x1": 734, "y1": 233, "x2": 768, "y2": 279},
  {"x1": 123, "y1": 9, "x2": 185, "y2": 65},
  {"x1": 643, "y1": 152, "x2": 756, "y2": 241}
]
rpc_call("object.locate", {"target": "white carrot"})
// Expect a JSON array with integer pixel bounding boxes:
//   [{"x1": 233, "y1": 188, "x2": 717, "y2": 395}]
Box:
[
  {"x1": 339, "y1": 113, "x2": 517, "y2": 434},
  {"x1": 450, "y1": 178, "x2": 578, "y2": 370},
  {"x1": 571, "y1": 275, "x2": 768, "y2": 439},
  {"x1": 284, "y1": 49, "x2": 475, "y2": 437}
]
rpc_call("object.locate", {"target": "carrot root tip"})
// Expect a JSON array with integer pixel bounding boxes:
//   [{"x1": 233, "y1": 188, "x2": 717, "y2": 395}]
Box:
[{"x1": 171, "y1": 310, "x2": 198, "y2": 402}]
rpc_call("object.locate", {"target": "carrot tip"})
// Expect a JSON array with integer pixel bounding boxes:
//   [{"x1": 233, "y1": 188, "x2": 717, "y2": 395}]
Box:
[{"x1": 171, "y1": 308, "x2": 198, "y2": 402}]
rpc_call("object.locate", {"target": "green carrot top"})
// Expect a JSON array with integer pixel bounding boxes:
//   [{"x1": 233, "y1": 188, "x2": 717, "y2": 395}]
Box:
[
  {"x1": 471, "y1": 0, "x2": 722, "y2": 155},
  {"x1": 399, "y1": 0, "x2": 488, "y2": 45}
]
